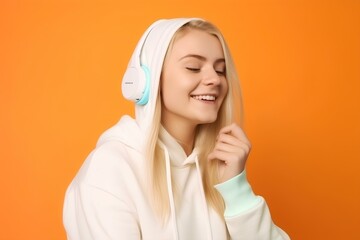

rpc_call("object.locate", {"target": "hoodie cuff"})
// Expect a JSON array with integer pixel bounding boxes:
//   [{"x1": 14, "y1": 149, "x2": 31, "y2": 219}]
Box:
[{"x1": 214, "y1": 170, "x2": 260, "y2": 217}]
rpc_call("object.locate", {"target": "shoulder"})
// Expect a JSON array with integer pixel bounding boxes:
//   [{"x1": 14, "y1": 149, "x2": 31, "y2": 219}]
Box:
[{"x1": 73, "y1": 141, "x2": 146, "y2": 196}]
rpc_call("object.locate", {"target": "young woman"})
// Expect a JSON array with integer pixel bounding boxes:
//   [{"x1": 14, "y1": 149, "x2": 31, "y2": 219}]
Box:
[{"x1": 63, "y1": 18, "x2": 290, "y2": 240}]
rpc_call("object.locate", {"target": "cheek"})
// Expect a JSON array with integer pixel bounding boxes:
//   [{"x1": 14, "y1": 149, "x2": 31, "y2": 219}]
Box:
[
  {"x1": 160, "y1": 77, "x2": 182, "y2": 109},
  {"x1": 162, "y1": 74, "x2": 194, "y2": 98},
  {"x1": 161, "y1": 77, "x2": 179, "y2": 99}
]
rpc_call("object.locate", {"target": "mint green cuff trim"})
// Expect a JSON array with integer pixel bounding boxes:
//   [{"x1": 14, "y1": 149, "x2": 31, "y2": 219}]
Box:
[{"x1": 214, "y1": 170, "x2": 260, "y2": 217}]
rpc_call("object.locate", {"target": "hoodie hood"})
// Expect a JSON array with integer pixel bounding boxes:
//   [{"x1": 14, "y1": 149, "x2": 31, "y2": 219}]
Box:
[
  {"x1": 134, "y1": 18, "x2": 201, "y2": 133},
  {"x1": 98, "y1": 18, "x2": 201, "y2": 150}
]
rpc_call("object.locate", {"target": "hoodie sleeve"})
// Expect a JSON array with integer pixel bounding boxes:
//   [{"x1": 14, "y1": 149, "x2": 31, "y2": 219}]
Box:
[
  {"x1": 214, "y1": 171, "x2": 290, "y2": 240},
  {"x1": 63, "y1": 143, "x2": 141, "y2": 240},
  {"x1": 63, "y1": 181, "x2": 140, "y2": 240}
]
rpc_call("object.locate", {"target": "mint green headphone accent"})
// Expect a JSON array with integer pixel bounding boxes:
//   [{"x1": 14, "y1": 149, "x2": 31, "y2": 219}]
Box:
[{"x1": 137, "y1": 65, "x2": 151, "y2": 105}]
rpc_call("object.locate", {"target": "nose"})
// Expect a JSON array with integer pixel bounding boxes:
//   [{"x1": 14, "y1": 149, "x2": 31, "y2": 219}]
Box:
[{"x1": 203, "y1": 68, "x2": 222, "y2": 86}]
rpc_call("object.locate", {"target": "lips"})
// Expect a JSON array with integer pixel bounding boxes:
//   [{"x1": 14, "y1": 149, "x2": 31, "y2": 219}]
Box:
[{"x1": 191, "y1": 95, "x2": 217, "y2": 101}]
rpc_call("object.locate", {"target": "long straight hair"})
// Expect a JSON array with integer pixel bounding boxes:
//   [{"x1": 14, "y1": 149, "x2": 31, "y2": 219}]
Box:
[{"x1": 146, "y1": 20, "x2": 243, "y2": 222}]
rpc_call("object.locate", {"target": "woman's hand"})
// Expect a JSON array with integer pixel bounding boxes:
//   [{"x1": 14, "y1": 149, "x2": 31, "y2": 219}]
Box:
[{"x1": 208, "y1": 123, "x2": 251, "y2": 183}]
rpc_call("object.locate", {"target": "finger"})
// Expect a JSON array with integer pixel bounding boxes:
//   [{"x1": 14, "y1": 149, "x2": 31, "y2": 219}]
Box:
[
  {"x1": 213, "y1": 141, "x2": 250, "y2": 155},
  {"x1": 208, "y1": 150, "x2": 245, "y2": 164},
  {"x1": 217, "y1": 133, "x2": 242, "y2": 146},
  {"x1": 208, "y1": 150, "x2": 231, "y2": 163},
  {"x1": 217, "y1": 133, "x2": 251, "y2": 152},
  {"x1": 219, "y1": 123, "x2": 250, "y2": 144},
  {"x1": 213, "y1": 142, "x2": 238, "y2": 153}
]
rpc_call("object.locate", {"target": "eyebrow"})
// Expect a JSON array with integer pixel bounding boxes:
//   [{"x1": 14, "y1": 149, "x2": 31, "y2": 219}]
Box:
[{"x1": 179, "y1": 54, "x2": 225, "y2": 64}]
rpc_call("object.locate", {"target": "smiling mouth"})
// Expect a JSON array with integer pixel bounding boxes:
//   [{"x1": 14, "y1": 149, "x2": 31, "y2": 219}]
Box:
[{"x1": 191, "y1": 95, "x2": 217, "y2": 102}]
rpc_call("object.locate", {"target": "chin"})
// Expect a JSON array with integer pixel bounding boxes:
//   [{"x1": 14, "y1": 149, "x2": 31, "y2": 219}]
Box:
[{"x1": 197, "y1": 115, "x2": 218, "y2": 124}]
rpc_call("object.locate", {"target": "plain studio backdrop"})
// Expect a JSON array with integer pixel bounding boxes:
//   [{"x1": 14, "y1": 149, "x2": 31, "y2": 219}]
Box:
[{"x1": 1, "y1": 0, "x2": 359, "y2": 239}]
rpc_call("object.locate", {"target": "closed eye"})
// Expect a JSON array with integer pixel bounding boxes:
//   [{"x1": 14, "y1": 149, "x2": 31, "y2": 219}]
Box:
[
  {"x1": 186, "y1": 67, "x2": 200, "y2": 72},
  {"x1": 215, "y1": 68, "x2": 226, "y2": 76}
]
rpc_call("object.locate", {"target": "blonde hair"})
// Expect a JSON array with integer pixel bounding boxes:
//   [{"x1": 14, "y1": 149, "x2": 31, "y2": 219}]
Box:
[{"x1": 146, "y1": 20, "x2": 243, "y2": 222}]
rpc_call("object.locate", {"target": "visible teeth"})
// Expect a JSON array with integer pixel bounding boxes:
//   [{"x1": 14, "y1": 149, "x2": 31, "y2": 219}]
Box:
[{"x1": 192, "y1": 95, "x2": 216, "y2": 101}]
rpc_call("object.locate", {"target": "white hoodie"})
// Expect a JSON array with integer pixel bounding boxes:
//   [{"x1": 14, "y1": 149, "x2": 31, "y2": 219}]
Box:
[{"x1": 63, "y1": 18, "x2": 290, "y2": 240}]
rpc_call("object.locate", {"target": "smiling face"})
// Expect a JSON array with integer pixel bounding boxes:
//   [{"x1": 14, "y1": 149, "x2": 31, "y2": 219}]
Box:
[{"x1": 160, "y1": 29, "x2": 228, "y2": 130}]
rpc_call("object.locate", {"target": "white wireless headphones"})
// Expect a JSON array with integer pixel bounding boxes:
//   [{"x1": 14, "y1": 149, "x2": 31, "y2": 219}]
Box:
[{"x1": 121, "y1": 20, "x2": 165, "y2": 105}]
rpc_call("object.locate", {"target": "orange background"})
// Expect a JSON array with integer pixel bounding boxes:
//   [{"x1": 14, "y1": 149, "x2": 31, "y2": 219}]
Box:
[{"x1": 1, "y1": 0, "x2": 359, "y2": 239}]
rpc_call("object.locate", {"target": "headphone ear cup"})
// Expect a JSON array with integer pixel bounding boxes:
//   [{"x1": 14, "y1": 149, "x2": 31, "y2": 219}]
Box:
[{"x1": 121, "y1": 65, "x2": 150, "y2": 105}]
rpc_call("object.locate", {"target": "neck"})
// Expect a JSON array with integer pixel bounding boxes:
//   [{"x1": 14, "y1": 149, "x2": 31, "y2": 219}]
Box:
[{"x1": 161, "y1": 120, "x2": 196, "y2": 156}]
